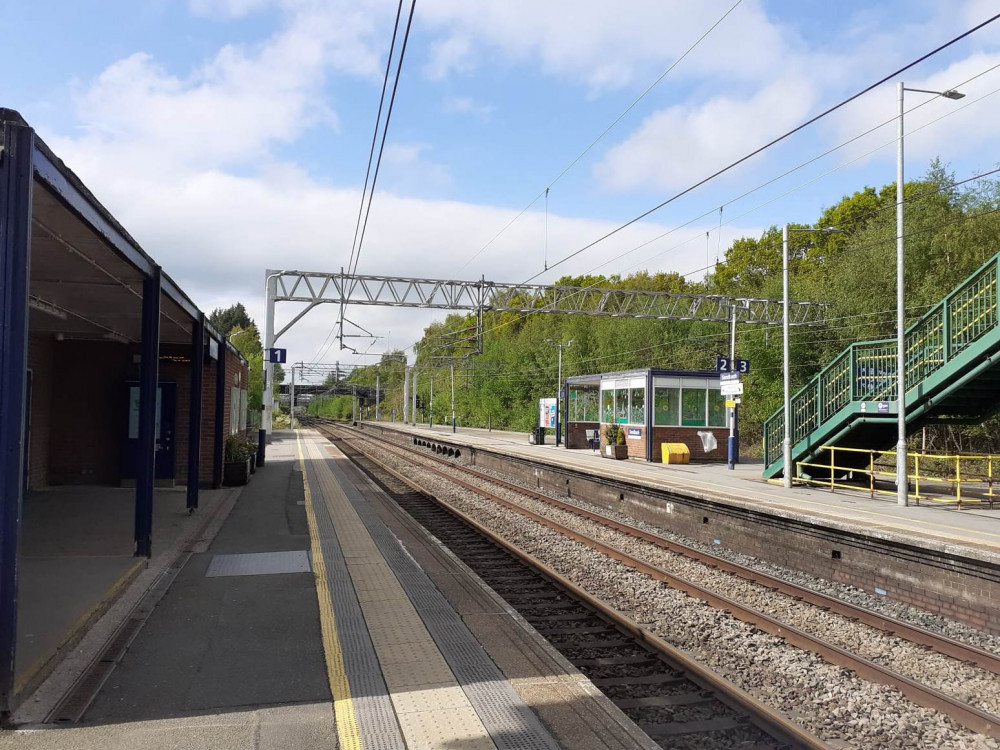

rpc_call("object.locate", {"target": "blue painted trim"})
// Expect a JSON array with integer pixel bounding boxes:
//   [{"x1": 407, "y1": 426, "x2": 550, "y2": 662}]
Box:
[
  {"x1": 186, "y1": 314, "x2": 204, "y2": 510},
  {"x1": 0, "y1": 121, "x2": 33, "y2": 715},
  {"x1": 135, "y1": 269, "x2": 161, "y2": 558}
]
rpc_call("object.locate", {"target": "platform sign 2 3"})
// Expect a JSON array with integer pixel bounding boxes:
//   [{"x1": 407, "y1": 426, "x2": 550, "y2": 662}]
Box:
[{"x1": 716, "y1": 356, "x2": 750, "y2": 374}]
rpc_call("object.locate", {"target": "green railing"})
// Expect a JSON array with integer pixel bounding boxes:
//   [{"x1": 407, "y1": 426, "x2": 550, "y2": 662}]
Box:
[{"x1": 764, "y1": 252, "x2": 1000, "y2": 472}]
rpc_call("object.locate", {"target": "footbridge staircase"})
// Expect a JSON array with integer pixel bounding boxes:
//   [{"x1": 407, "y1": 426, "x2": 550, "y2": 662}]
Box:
[{"x1": 763, "y1": 251, "x2": 1000, "y2": 479}]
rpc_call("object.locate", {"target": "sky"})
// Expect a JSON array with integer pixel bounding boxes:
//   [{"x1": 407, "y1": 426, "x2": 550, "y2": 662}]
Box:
[{"x1": 2, "y1": 0, "x2": 1000, "y2": 381}]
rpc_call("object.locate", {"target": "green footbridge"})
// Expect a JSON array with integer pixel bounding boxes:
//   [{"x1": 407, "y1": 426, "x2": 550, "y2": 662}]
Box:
[{"x1": 763, "y1": 251, "x2": 1000, "y2": 480}]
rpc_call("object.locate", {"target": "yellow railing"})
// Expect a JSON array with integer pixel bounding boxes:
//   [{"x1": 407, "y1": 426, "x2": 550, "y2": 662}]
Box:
[{"x1": 796, "y1": 445, "x2": 999, "y2": 509}]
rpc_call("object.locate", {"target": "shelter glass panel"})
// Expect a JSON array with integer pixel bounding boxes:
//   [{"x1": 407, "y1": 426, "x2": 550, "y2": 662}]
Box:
[
  {"x1": 653, "y1": 387, "x2": 679, "y2": 426},
  {"x1": 615, "y1": 388, "x2": 629, "y2": 424},
  {"x1": 570, "y1": 388, "x2": 598, "y2": 422},
  {"x1": 681, "y1": 388, "x2": 707, "y2": 427},
  {"x1": 601, "y1": 389, "x2": 614, "y2": 423},
  {"x1": 708, "y1": 389, "x2": 727, "y2": 427},
  {"x1": 629, "y1": 387, "x2": 644, "y2": 424}
]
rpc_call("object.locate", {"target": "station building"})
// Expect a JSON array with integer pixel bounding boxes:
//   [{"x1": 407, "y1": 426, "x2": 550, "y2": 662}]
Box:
[
  {"x1": 564, "y1": 368, "x2": 729, "y2": 462},
  {"x1": 0, "y1": 110, "x2": 249, "y2": 715}
]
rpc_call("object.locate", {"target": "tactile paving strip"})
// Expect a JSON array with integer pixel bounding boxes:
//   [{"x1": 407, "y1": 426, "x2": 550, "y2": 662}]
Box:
[
  {"x1": 302, "y1": 448, "x2": 408, "y2": 750},
  {"x1": 205, "y1": 550, "x2": 311, "y2": 577},
  {"x1": 324, "y1": 448, "x2": 561, "y2": 750}
]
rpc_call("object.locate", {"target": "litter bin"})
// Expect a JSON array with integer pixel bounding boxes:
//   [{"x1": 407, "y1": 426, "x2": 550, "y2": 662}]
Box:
[{"x1": 529, "y1": 427, "x2": 546, "y2": 445}]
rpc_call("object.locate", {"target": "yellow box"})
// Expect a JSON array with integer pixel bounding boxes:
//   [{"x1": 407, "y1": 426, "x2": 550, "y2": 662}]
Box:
[{"x1": 661, "y1": 443, "x2": 690, "y2": 464}]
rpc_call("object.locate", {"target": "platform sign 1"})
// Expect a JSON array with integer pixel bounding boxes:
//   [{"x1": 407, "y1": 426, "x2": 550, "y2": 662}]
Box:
[
  {"x1": 268, "y1": 348, "x2": 287, "y2": 364},
  {"x1": 716, "y1": 356, "x2": 750, "y2": 373},
  {"x1": 539, "y1": 398, "x2": 557, "y2": 428}
]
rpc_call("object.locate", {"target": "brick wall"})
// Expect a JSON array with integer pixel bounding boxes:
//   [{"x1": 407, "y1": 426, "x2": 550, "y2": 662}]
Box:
[
  {"x1": 567, "y1": 422, "x2": 599, "y2": 449},
  {"x1": 48, "y1": 341, "x2": 134, "y2": 485},
  {"x1": 652, "y1": 426, "x2": 728, "y2": 462},
  {"x1": 598, "y1": 423, "x2": 647, "y2": 459}
]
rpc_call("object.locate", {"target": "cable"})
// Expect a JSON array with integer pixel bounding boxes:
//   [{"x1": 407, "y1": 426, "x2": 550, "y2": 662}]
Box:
[
  {"x1": 352, "y1": 0, "x2": 417, "y2": 279},
  {"x1": 345, "y1": 0, "x2": 404, "y2": 278},
  {"x1": 525, "y1": 12, "x2": 1000, "y2": 283},
  {"x1": 459, "y1": 0, "x2": 744, "y2": 270}
]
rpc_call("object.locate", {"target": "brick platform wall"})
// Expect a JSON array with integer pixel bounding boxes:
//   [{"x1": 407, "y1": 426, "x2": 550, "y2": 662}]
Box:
[{"x1": 368, "y1": 424, "x2": 1000, "y2": 634}]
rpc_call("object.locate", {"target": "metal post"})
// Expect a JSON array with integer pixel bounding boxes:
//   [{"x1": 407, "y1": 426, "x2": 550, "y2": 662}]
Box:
[
  {"x1": 186, "y1": 314, "x2": 205, "y2": 511},
  {"x1": 728, "y1": 304, "x2": 737, "y2": 469},
  {"x1": 290, "y1": 363, "x2": 296, "y2": 429},
  {"x1": 376, "y1": 373, "x2": 380, "y2": 422},
  {"x1": 261, "y1": 270, "x2": 277, "y2": 465},
  {"x1": 213, "y1": 336, "x2": 226, "y2": 487},
  {"x1": 135, "y1": 268, "x2": 161, "y2": 558},
  {"x1": 895, "y1": 82, "x2": 908, "y2": 506},
  {"x1": 403, "y1": 366, "x2": 410, "y2": 424},
  {"x1": 352, "y1": 384, "x2": 357, "y2": 423},
  {"x1": 782, "y1": 224, "x2": 792, "y2": 488},
  {"x1": 556, "y1": 345, "x2": 563, "y2": 446},
  {"x1": 412, "y1": 370, "x2": 417, "y2": 426},
  {"x1": 450, "y1": 362, "x2": 455, "y2": 433},
  {"x1": 429, "y1": 377, "x2": 433, "y2": 428},
  {"x1": 0, "y1": 120, "x2": 34, "y2": 717}
]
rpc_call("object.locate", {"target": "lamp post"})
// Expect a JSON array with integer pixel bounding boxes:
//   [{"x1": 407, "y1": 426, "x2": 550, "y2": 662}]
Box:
[
  {"x1": 895, "y1": 83, "x2": 964, "y2": 506},
  {"x1": 782, "y1": 225, "x2": 841, "y2": 489},
  {"x1": 545, "y1": 339, "x2": 573, "y2": 446}
]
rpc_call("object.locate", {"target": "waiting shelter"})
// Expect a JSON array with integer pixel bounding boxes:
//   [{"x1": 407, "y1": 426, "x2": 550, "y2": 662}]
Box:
[
  {"x1": 564, "y1": 368, "x2": 729, "y2": 462},
  {"x1": 0, "y1": 110, "x2": 250, "y2": 716}
]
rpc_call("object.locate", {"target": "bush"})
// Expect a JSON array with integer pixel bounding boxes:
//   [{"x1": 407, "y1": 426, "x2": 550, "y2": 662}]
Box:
[
  {"x1": 604, "y1": 423, "x2": 623, "y2": 445},
  {"x1": 224, "y1": 434, "x2": 256, "y2": 462}
]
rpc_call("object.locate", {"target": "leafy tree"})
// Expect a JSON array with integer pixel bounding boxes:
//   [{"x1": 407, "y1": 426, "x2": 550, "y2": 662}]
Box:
[{"x1": 209, "y1": 303, "x2": 253, "y2": 335}]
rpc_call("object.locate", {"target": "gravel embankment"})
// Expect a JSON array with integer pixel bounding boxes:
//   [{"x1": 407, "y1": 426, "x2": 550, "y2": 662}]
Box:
[{"x1": 353, "y1": 436, "x2": 999, "y2": 750}]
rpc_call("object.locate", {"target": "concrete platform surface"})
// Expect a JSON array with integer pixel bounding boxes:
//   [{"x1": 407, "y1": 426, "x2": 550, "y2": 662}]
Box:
[
  {"x1": 14, "y1": 487, "x2": 228, "y2": 697},
  {"x1": 367, "y1": 421, "x2": 1000, "y2": 558},
  {"x1": 7, "y1": 429, "x2": 656, "y2": 750}
]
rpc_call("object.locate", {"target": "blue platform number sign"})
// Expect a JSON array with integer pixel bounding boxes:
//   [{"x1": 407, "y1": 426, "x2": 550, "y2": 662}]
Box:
[
  {"x1": 716, "y1": 356, "x2": 750, "y2": 374},
  {"x1": 268, "y1": 348, "x2": 287, "y2": 364},
  {"x1": 878, "y1": 401, "x2": 890, "y2": 413}
]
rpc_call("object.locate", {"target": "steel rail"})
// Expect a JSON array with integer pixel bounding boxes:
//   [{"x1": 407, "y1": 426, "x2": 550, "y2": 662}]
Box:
[
  {"x1": 323, "y1": 425, "x2": 827, "y2": 749},
  {"x1": 357, "y1": 423, "x2": 1000, "y2": 675},
  {"x1": 324, "y1": 423, "x2": 1000, "y2": 738}
]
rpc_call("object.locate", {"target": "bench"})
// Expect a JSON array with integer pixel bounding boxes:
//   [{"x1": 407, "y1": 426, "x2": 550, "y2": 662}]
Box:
[{"x1": 585, "y1": 429, "x2": 600, "y2": 452}]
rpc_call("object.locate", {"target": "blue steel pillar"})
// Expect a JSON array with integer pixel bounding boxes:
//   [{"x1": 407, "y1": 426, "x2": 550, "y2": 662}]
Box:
[
  {"x1": 0, "y1": 120, "x2": 33, "y2": 718},
  {"x1": 212, "y1": 337, "x2": 226, "y2": 488},
  {"x1": 186, "y1": 314, "x2": 205, "y2": 511},
  {"x1": 135, "y1": 268, "x2": 161, "y2": 558}
]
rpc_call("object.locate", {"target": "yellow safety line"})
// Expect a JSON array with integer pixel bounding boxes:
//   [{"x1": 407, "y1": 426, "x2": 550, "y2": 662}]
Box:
[{"x1": 297, "y1": 432, "x2": 363, "y2": 750}]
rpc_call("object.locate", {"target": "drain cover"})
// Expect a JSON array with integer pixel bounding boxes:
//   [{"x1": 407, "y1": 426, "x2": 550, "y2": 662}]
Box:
[{"x1": 206, "y1": 550, "x2": 311, "y2": 577}]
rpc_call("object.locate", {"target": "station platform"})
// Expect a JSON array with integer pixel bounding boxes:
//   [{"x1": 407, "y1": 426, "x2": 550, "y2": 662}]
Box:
[
  {"x1": 5, "y1": 429, "x2": 654, "y2": 749},
  {"x1": 368, "y1": 422, "x2": 1000, "y2": 560}
]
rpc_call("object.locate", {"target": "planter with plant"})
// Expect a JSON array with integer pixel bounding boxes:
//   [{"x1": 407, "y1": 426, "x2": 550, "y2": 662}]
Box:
[
  {"x1": 603, "y1": 424, "x2": 628, "y2": 459},
  {"x1": 224, "y1": 435, "x2": 255, "y2": 485}
]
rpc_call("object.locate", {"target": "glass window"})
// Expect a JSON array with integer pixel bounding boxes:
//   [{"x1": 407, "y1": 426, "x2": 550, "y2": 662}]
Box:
[
  {"x1": 601, "y1": 389, "x2": 614, "y2": 423},
  {"x1": 681, "y1": 388, "x2": 707, "y2": 426},
  {"x1": 615, "y1": 388, "x2": 629, "y2": 424},
  {"x1": 654, "y1": 387, "x2": 679, "y2": 426},
  {"x1": 708, "y1": 389, "x2": 727, "y2": 427},
  {"x1": 629, "y1": 387, "x2": 644, "y2": 424},
  {"x1": 583, "y1": 389, "x2": 598, "y2": 421}
]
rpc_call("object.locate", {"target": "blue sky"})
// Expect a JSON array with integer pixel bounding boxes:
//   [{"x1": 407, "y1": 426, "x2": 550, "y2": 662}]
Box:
[{"x1": 2, "y1": 0, "x2": 999, "y2": 371}]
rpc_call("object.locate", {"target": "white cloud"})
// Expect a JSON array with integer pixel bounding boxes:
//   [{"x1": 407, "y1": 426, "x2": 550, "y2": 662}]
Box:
[
  {"x1": 419, "y1": 0, "x2": 791, "y2": 91},
  {"x1": 442, "y1": 96, "x2": 496, "y2": 119},
  {"x1": 594, "y1": 77, "x2": 817, "y2": 192}
]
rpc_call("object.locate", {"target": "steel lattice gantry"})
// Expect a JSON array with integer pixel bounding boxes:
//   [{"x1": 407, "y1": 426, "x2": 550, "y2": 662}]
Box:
[
  {"x1": 260, "y1": 269, "x2": 828, "y2": 438},
  {"x1": 270, "y1": 270, "x2": 827, "y2": 327}
]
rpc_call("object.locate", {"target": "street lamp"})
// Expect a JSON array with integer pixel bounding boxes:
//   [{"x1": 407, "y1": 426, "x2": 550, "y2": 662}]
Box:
[
  {"x1": 782, "y1": 225, "x2": 841, "y2": 488},
  {"x1": 895, "y1": 83, "x2": 964, "y2": 506},
  {"x1": 545, "y1": 338, "x2": 574, "y2": 446}
]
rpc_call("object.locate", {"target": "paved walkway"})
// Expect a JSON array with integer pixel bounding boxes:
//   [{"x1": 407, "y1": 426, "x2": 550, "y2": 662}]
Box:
[{"x1": 375, "y1": 422, "x2": 1000, "y2": 557}]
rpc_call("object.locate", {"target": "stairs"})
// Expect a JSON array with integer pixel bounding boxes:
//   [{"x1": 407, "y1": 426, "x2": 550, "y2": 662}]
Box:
[{"x1": 763, "y1": 251, "x2": 1000, "y2": 479}]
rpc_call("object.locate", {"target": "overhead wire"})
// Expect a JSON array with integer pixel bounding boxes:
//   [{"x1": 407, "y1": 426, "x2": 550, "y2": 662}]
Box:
[
  {"x1": 524, "y1": 12, "x2": 1000, "y2": 283},
  {"x1": 459, "y1": 0, "x2": 744, "y2": 270}
]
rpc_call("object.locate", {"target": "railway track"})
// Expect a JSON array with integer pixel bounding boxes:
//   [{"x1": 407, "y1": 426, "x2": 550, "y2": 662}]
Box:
[
  {"x1": 316, "y1": 423, "x2": 824, "y2": 749},
  {"x1": 312, "y1": 420, "x2": 1000, "y2": 741}
]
